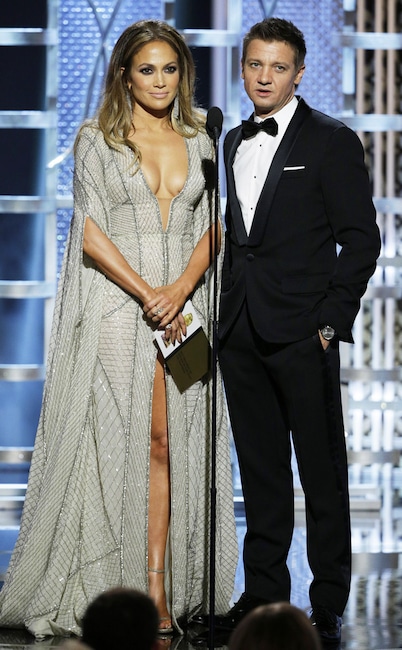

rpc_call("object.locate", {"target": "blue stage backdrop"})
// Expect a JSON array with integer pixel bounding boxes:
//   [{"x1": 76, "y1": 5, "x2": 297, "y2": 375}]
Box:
[
  {"x1": 56, "y1": 0, "x2": 342, "y2": 268},
  {"x1": 53, "y1": 0, "x2": 343, "y2": 607}
]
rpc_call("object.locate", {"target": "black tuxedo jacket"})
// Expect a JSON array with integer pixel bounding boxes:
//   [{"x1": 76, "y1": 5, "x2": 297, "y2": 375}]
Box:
[{"x1": 218, "y1": 98, "x2": 381, "y2": 343}]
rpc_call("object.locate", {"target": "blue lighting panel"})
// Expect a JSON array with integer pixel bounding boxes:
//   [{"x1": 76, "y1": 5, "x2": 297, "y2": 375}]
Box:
[
  {"x1": 56, "y1": 0, "x2": 163, "y2": 269},
  {"x1": 56, "y1": 0, "x2": 342, "y2": 269},
  {"x1": 241, "y1": 0, "x2": 343, "y2": 119}
]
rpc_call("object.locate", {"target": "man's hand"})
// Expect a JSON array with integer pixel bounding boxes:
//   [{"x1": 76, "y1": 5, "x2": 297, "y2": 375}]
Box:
[{"x1": 318, "y1": 330, "x2": 331, "y2": 350}]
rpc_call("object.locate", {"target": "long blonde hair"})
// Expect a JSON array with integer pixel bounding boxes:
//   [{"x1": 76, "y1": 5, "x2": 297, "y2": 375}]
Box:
[{"x1": 94, "y1": 19, "x2": 205, "y2": 162}]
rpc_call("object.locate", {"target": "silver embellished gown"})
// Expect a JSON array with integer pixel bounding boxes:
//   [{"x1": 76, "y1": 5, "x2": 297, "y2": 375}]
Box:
[{"x1": 0, "y1": 124, "x2": 238, "y2": 637}]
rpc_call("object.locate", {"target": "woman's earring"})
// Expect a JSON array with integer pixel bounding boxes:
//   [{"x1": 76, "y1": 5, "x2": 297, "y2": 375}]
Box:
[
  {"x1": 172, "y1": 95, "x2": 180, "y2": 120},
  {"x1": 125, "y1": 87, "x2": 133, "y2": 110}
]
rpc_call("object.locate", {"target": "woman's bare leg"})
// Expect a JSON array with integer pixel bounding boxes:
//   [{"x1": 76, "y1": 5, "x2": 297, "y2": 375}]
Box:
[{"x1": 148, "y1": 352, "x2": 172, "y2": 630}]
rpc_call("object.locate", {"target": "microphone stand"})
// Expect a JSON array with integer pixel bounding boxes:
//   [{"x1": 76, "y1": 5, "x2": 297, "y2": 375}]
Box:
[{"x1": 206, "y1": 109, "x2": 223, "y2": 650}]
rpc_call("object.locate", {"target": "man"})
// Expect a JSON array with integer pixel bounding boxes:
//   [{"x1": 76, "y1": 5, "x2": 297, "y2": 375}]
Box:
[{"x1": 194, "y1": 17, "x2": 380, "y2": 644}]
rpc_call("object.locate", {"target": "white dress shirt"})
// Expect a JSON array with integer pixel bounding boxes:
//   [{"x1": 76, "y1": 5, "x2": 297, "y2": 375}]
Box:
[{"x1": 233, "y1": 96, "x2": 298, "y2": 235}]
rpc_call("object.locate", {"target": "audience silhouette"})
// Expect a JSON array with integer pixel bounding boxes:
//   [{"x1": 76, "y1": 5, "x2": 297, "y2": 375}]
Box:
[
  {"x1": 61, "y1": 587, "x2": 159, "y2": 650},
  {"x1": 228, "y1": 602, "x2": 322, "y2": 650}
]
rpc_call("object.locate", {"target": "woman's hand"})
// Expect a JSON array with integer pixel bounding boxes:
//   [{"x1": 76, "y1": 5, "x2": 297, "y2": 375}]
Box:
[
  {"x1": 143, "y1": 223, "x2": 219, "y2": 339},
  {"x1": 143, "y1": 282, "x2": 188, "y2": 325},
  {"x1": 162, "y1": 314, "x2": 186, "y2": 345},
  {"x1": 143, "y1": 282, "x2": 188, "y2": 342}
]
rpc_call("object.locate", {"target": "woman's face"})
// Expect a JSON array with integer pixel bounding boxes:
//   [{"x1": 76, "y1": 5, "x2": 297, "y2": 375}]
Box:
[{"x1": 126, "y1": 40, "x2": 180, "y2": 117}]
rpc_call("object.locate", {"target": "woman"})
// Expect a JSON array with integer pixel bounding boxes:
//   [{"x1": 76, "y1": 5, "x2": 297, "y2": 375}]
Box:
[{"x1": 0, "y1": 20, "x2": 237, "y2": 637}]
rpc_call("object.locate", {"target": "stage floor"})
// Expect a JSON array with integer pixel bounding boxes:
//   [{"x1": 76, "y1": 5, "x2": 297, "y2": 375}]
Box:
[
  {"x1": 0, "y1": 613, "x2": 400, "y2": 650},
  {"x1": 1, "y1": 477, "x2": 402, "y2": 649},
  {"x1": 0, "y1": 586, "x2": 400, "y2": 648}
]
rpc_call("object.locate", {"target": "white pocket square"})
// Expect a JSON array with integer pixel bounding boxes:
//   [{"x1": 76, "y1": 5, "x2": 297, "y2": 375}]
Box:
[{"x1": 283, "y1": 166, "x2": 305, "y2": 171}]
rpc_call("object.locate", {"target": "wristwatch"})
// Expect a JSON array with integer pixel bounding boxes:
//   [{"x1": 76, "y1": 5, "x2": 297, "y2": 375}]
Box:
[{"x1": 320, "y1": 325, "x2": 336, "y2": 341}]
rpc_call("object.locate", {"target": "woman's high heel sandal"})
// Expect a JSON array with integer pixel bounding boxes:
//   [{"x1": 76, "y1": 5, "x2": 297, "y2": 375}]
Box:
[{"x1": 148, "y1": 567, "x2": 174, "y2": 635}]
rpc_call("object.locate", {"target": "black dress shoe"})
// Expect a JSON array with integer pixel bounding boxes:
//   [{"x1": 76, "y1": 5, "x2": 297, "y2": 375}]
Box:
[
  {"x1": 191, "y1": 592, "x2": 271, "y2": 630},
  {"x1": 310, "y1": 605, "x2": 342, "y2": 643},
  {"x1": 190, "y1": 630, "x2": 231, "y2": 647}
]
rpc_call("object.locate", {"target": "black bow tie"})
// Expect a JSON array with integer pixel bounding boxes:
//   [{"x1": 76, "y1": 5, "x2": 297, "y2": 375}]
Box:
[{"x1": 241, "y1": 117, "x2": 278, "y2": 139}]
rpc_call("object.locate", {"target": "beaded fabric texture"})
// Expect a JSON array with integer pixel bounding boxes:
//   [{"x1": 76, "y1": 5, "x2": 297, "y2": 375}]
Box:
[{"x1": 0, "y1": 124, "x2": 237, "y2": 638}]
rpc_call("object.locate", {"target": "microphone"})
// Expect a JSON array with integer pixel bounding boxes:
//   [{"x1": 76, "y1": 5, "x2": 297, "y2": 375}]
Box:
[
  {"x1": 206, "y1": 106, "x2": 223, "y2": 141},
  {"x1": 205, "y1": 103, "x2": 223, "y2": 650}
]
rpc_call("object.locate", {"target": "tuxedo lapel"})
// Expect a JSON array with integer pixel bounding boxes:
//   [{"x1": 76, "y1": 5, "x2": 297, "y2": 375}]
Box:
[
  {"x1": 248, "y1": 99, "x2": 311, "y2": 247},
  {"x1": 225, "y1": 127, "x2": 248, "y2": 246}
]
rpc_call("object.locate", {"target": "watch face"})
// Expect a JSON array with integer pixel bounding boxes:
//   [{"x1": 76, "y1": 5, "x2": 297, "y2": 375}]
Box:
[{"x1": 321, "y1": 326, "x2": 335, "y2": 341}]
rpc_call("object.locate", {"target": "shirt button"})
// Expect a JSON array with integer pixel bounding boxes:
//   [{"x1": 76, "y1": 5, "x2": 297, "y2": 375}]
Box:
[{"x1": 246, "y1": 253, "x2": 254, "y2": 261}]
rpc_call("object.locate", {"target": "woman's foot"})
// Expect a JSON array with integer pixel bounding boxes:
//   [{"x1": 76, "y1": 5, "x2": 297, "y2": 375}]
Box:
[{"x1": 148, "y1": 568, "x2": 173, "y2": 634}]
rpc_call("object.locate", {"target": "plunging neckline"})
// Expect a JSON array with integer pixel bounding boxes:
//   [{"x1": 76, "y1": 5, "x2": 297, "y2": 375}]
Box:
[{"x1": 135, "y1": 138, "x2": 190, "y2": 233}]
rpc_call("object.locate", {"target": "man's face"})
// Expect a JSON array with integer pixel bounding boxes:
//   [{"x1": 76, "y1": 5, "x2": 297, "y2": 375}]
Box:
[{"x1": 241, "y1": 38, "x2": 305, "y2": 118}]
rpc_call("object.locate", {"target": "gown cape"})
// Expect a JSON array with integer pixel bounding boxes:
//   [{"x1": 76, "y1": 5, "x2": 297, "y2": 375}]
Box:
[{"x1": 0, "y1": 123, "x2": 238, "y2": 637}]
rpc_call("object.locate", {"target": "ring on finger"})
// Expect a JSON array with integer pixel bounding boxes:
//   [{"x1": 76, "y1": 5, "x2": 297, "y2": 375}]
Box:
[
  {"x1": 165, "y1": 323, "x2": 172, "y2": 330},
  {"x1": 154, "y1": 307, "x2": 163, "y2": 316}
]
